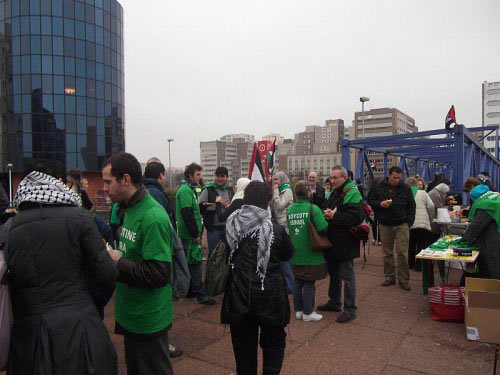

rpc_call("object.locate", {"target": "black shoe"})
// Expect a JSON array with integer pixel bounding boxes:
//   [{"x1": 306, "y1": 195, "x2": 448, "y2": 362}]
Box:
[
  {"x1": 317, "y1": 303, "x2": 342, "y2": 312},
  {"x1": 336, "y1": 312, "x2": 356, "y2": 323},
  {"x1": 399, "y1": 283, "x2": 411, "y2": 291},
  {"x1": 169, "y1": 344, "x2": 183, "y2": 358},
  {"x1": 196, "y1": 296, "x2": 216, "y2": 305},
  {"x1": 185, "y1": 291, "x2": 195, "y2": 298},
  {"x1": 380, "y1": 280, "x2": 396, "y2": 287}
]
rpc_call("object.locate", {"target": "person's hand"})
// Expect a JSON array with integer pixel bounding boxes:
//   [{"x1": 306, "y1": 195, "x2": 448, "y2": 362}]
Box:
[
  {"x1": 223, "y1": 200, "x2": 231, "y2": 208},
  {"x1": 193, "y1": 237, "x2": 201, "y2": 245},
  {"x1": 215, "y1": 196, "x2": 223, "y2": 203},
  {"x1": 106, "y1": 242, "x2": 121, "y2": 263},
  {"x1": 323, "y1": 208, "x2": 337, "y2": 220},
  {"x1": 308, "y1": 191, "x2": 313, "y2": 199},
  {"x1": 380, "y1": 199, "x2": 392, "y2": 208}
]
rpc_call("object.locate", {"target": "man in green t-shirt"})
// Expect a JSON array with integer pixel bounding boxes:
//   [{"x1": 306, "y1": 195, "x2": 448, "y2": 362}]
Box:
[
  {"x1": 176, "y1": 162, "x2": 215, "y2": 305},
  {"x1": 102, "y1": 152, "x2": 174, "y2": 375}
]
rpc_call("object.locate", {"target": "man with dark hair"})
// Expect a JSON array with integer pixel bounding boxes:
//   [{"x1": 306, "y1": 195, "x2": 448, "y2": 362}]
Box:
[
  {"x1": 318, "y1": 166, "x2": 364, "y2": 323},
  {"x1": 369, "y1": 165, "x2": 416, "y2": 291},
  {"x1": 426, "y1": 172, "x2": 443, "y2": 193},
  {"x1": 176, "y1": 162, "x2": 215, "y2": 305},
  {"x1": 199, "y1": 166, "x2": 233, "y2": 256},
  {"x1": 6, "y1": 158, "x2": 117, "y2": 374},
  {"x1": 144, "y1": 162, "x2": 175, "y2": 228},
  {"x1": 102, "y1": 152, "x2": 174, "y2": 375}
]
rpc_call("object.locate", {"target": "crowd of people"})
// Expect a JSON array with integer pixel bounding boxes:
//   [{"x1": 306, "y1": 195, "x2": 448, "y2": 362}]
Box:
[{"x1": 0, "y1": 151, "x2": 498, "y2": 375}]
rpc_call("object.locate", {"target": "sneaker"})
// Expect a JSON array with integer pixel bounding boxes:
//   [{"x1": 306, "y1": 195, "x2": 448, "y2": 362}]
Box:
[
  {"x1": 399, "y1": 283, "x2": 411, "y2": 291},
  {"x1": 196, "y1": 296, "x2": 216, "y2": 305},
  {"x1": 336, "y1": 312, "x2": 356, "y2": 323},
  {"x1": 169, "y1": 344, "x2": 183, "y2": 358},
  {"x1": 380, "y1": 279, "x2": 396, "y2": 287},
  {"x1": 295, "y1": 311, "x2": 303, "y2": 320},
  {"x1": 302, "y1": 312, "x2": 323, "y2": 322},
  {"x1": 317, "y1": 303, "x2": 342, "y2": 312}
]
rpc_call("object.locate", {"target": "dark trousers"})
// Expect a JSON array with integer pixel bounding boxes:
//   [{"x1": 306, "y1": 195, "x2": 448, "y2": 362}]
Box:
[
  {"x1": 124, "y1": 332, "x2": 173, "y2": 375},
  {"x1": 207, "y1": 227, "x2": 225, "y2": 257},
  {"x1": 280, "y1": 260, "x2": 294, "y2": 292},
  {"x1": 181, "y1": 239, "x2": 207, "y2": 301},
  {"x1": 327, "y1": 259, "x2": 357, "y2": 315},
  {"x1": 230, "y1": 317, "x2": 286, "y2": 375},
  {"x1": 293, "y1": 278, "x2": 316, "y2": 315},
  {"x1": 408, "y1": 228, "x2": 431, "y2": 268}
]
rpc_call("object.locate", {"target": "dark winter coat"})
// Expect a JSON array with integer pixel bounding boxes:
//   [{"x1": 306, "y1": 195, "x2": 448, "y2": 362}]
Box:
[
  {"x1": 143, "y1": 177, "x2": 176, "y2": 230},
  {"x1": 311, "y1": 185, "x2": 326, "y2": 209},
  {"x1": 221, "y1": 222, "x2": 293, "y2": 327},
  {"x1": 6, "y1": 205, "x2": 117, "y2": 375},
  {"x1": 325, "y1": 182, "x2": 365, "y2": 262},
  {"x1": 462, "y1": 209, "x2": 500, "y2": 280},
  {"x1": 368, "y1": 178, "x2": 416, "y2": 227}
]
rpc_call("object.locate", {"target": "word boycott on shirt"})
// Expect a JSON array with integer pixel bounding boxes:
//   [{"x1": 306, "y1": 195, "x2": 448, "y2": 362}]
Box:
[{"x1": 288, "y1": 212, "x2": 309, "y2": 226}]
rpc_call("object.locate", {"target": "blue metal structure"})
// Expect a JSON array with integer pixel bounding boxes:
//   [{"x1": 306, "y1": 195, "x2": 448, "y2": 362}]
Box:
[{"x1": 341, "y1": 125, "x2": 500, "y2": 196}]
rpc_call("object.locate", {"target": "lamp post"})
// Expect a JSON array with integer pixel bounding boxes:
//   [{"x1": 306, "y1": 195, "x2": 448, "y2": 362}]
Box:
[
  {"x1": 360, "y1": 96, "x2": 370, "y2": 139},
  {"x1": 167, "y1": 139, "x2": 174, "y2": 188},
  {"x1": 7, "y1": 163, "x2": 13, "y2": 208}
]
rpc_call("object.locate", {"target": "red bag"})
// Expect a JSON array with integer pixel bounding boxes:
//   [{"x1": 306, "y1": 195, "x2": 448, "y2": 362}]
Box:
[{"x1": 428, "y1": 285, "x2": 465, "y2": 322}]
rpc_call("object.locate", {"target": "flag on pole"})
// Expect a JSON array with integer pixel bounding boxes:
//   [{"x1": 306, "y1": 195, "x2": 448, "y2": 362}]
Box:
[
  {"x1": 266, "y1": 139, "x2": 277, "y2": 173},
  {"x1": 248, "y1": 142, "x2": 265, "y2": 181},
  {"x1": 445, "y1": 105, "x2": 456, "y2": 129}
]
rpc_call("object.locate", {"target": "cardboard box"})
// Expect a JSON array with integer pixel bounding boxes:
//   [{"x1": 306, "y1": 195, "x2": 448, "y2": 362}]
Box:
[{"x1": 465, "y1": 278, "x2": 500, "y2": 344}]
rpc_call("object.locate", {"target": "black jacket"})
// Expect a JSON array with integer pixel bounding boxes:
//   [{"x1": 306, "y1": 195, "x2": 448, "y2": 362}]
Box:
[
  {"x1": 216, "y1": 199, "x2": 244, "y2": 223},
  {"x1": 311, "y1": 185, "x2": 326, "y2": 209},
  {"x1": 325, "y1": 182, "x2": 365, "y2": 262},
  {"x1": 368, "y1": 178, "x2": 416, "y2": 227},
  {"x1": 462, "y1": 209, "x2": 500, "y2": 279},
  {"x1": 6, "y1": 205, "x2": 117, "y2": 375},
  {"x1": 221, "y1": 222, "x2": 293, "y2": 327},
  {"x1": 143, "y1": 178, "x2": 176, "y2": 231}
]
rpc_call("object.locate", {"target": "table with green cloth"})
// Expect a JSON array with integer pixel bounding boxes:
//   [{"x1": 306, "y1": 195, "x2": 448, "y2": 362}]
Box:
[{"x1": 416, "y1": 236, "x2": 478, "y2": 295}]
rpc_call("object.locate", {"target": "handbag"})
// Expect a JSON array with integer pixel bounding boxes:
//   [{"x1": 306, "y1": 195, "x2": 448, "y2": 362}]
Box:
[
  {"x1": 204, "y1": 240, "x2": 229, "y2": 297},
  {"x1": 308, "y1": 204, "x2": 332, "y2": 252},
  {"x1": 428, "y1": 284, "x2": 465, "y2": 322}
]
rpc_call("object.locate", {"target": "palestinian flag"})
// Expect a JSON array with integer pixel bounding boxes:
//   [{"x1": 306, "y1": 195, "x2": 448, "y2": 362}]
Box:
[
  {"x1": 266, "y1": 140, "x2": 277, "y2": 173},
  {"x1": 248, "y1": 142, "x2": 265, "y2": 181},
  {"x1": 445, "y1": 105, "x2": 456, "y2": 129}
]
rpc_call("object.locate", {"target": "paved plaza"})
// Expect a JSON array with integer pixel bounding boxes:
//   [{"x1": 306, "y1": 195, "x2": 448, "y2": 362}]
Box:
[{"x1": 103, "y1": 242, "x2": 496, "y2": 375}]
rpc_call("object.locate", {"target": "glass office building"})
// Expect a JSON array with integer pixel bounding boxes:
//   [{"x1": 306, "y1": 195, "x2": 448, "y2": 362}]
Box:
[{"x1": 0, "y1": 0, "x2": 125, "y2": 173}]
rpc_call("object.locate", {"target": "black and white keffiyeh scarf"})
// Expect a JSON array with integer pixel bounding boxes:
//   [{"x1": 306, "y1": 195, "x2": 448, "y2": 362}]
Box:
[
  {"x1": 15, "y1": 171, "x2": 82, "y2": 209},
  {"x1": 226, "y1": 204, "x2": 274, "y2": 290}
]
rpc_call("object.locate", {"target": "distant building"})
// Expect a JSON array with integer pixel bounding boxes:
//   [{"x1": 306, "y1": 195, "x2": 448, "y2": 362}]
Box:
[
  {"x1": 482, "y1": 81, "x2": 500, "y2": 154},
  {"x1": 353, "y1": 108, "x2": 418, "y2": 174},
  {"x1": 220, "y1": 134, "x2": 255, "y2": 143},
  {"x1": 262, "y1": 133, "x2": 285, "y2": 144},
  {"x1": 284, "y1": 153, "x2": 342, "y2": 180},
  {"x1": 294, "y1": 119, "x2": 344, "y2": 156}
]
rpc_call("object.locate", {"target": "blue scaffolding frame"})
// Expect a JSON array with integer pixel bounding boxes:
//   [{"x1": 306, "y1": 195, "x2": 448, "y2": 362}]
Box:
[{"x1": 341, "y1": 125, "x2": 500, "y2": 196}]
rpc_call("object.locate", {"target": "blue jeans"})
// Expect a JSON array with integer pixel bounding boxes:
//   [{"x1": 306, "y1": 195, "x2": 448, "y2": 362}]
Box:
[
  {"x1": 327, "y1": 259, "x2": 357, "y2": 315},
  {"x1": 181, "y1": 239, "x2": 207, "y2": 301},
  {"x1": 293, "y1": 279, "x2": 316, "y2": 315},
  {"x1": 207, "y1": 227, "x2": 225, "y2": 257},
  {"x1": 280, "y1": 261, "x2": 294, "y2": 292}
]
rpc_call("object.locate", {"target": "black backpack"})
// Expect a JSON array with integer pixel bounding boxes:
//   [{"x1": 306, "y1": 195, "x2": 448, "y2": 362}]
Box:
[{"x1": 204, "y1": 240, "x2": 230, "y2": 297}]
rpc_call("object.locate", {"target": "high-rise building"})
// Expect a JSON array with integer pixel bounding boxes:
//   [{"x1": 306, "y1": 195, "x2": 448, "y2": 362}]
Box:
[
  {"x1": 353, "y1": 108, "x2": 417, "y2": 174},
  {"x1": 482, "y1": 81, "x2": 500, "y2": 154},
  {"x1": 0, "y1": 0, "x2": 125, "y2": 176},
  {"x1": 220, "y1": 133, "x2": 254, "y2": 143},
  {"x1": 294, "y1": 119, "x2": 344, "y2": 156}
]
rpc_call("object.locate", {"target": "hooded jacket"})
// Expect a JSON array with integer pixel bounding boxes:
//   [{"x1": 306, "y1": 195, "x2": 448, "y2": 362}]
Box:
[{"x1": 368, "y1": 178, "x2": 416, "y2": 227}]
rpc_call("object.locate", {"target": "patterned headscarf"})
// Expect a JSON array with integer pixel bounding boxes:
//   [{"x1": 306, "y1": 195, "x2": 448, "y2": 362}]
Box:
[
  {"x1": 15, "y1": 171, "x2": 82, "y2": 209},
  {"x1": 226, "y1": 204, "x2": 274, "y2": 290}
]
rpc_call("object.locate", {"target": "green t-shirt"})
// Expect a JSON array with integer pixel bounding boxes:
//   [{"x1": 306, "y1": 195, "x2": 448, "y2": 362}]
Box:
[
  {"x1": 176, "y1": 182, "x2": 202, "y2": 240},
  {"x1": 287, "y1": 200, "x2": 329, "y2": 266},
  {"x1": 115, "y1": 194, "x2": 173, "y2": 334}
]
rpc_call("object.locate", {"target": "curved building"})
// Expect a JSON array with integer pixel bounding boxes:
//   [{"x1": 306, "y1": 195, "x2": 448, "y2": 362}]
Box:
[{"x1": 0, "y1": 0, "x2": 125, "y2": 174}]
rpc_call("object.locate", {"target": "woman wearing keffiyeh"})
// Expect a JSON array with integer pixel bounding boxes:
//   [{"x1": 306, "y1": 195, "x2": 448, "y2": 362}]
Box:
[{"x1": 221, "y1": 181, "x2": 293, "y2": 375}]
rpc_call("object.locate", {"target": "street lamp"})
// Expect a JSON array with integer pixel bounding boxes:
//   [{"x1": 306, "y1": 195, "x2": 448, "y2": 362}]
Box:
[
  {"x1": 167, "y1": 139, "x2": 174, "y2": 188},
  {"x1": 360, "y1": 96, "x2": 370, "y2": 139},
  {"x1": 7, "y1": 163, "x2": 13, "y2": 208}
]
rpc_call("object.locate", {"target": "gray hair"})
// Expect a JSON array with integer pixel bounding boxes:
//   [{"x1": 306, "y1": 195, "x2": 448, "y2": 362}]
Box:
[{"x1": 331, "y1": 165, "x2": 348, "y2": 177}]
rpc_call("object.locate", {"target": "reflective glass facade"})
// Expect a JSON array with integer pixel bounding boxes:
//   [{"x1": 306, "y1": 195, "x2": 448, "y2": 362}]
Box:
[{"x1": 0, "y1": 0, "x2": 124, "y2": 172}]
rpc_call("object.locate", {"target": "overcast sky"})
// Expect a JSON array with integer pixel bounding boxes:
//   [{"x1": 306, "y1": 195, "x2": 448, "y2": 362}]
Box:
[{"x1": 118, "y1": 0, "x2": 500, "y2": 168}]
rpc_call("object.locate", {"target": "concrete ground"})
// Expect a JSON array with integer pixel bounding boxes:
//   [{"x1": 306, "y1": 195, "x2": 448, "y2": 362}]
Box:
[{"x1": 104, "y1": 243, "x2": 497, "y2": 375}]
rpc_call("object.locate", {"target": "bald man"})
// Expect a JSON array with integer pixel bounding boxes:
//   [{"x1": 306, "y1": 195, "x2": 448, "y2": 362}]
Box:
[
  {"x1": 147, "y1": 157, "x2": 162, "y2": 165},
  {"x1": 308, "y1": 171, "x2": 326, "y2": 208}
]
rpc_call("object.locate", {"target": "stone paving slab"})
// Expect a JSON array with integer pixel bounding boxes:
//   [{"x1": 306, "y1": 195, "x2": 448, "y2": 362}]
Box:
[{"x1": 102, "y1": 244, "x2": 496, "y2": 374}]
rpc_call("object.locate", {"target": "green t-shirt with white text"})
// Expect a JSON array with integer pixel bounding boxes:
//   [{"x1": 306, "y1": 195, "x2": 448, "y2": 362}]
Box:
[
  {"x1": 115, "y1": 194, "x2": 173, "y2": 334},
  {"x1": 287, "y1": 200, "x2": 329, "y2": 266},
  {"x1": 176, "y1": 182, "x2": 202, "y2": 240}
]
